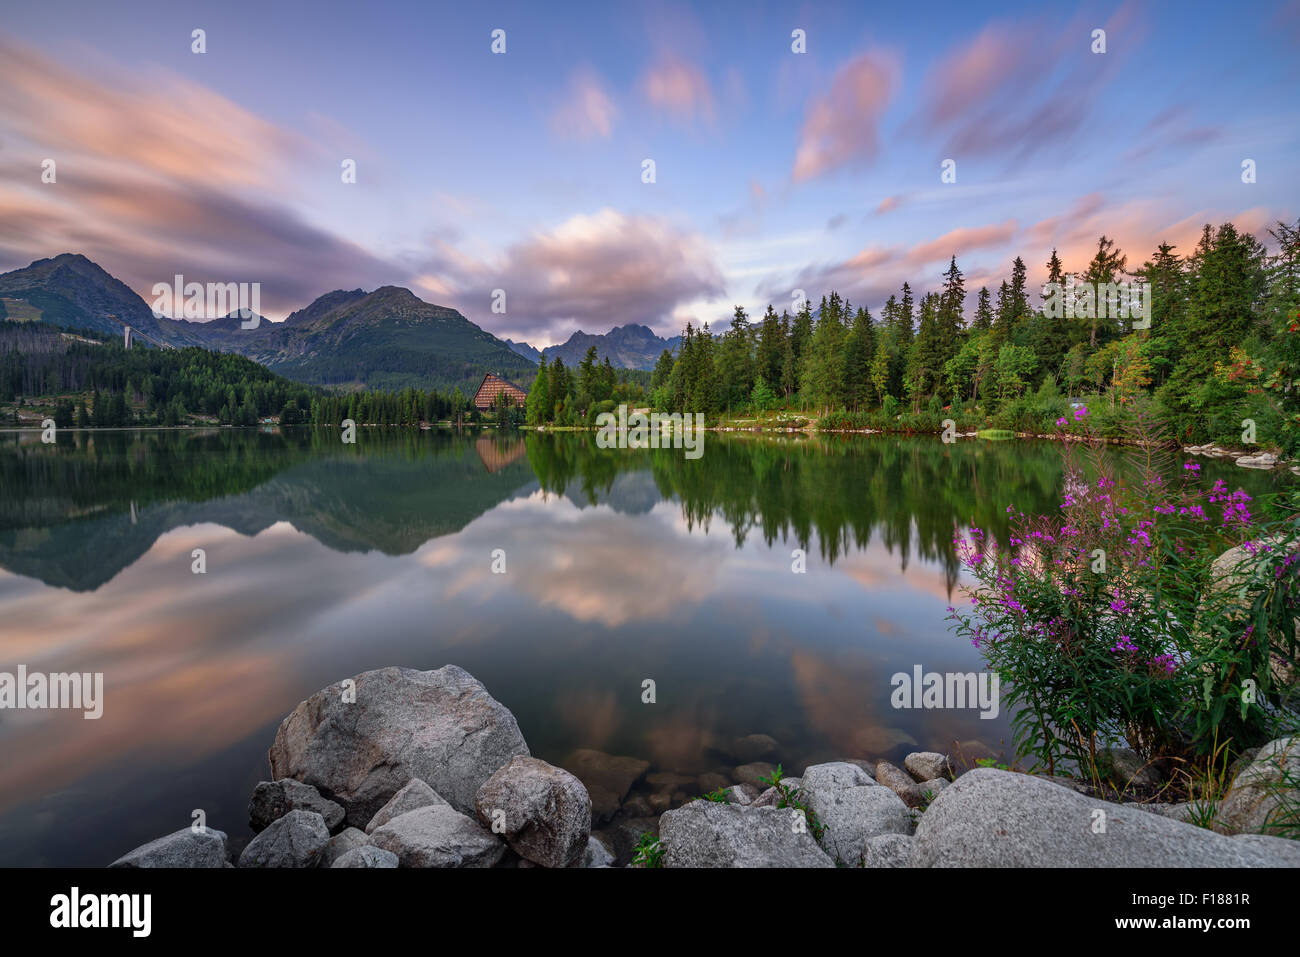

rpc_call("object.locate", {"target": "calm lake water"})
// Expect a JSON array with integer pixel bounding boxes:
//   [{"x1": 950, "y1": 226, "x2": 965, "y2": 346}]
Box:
[{"x1": 0, "y1": 428, "x2": 1290, "y2": 865}]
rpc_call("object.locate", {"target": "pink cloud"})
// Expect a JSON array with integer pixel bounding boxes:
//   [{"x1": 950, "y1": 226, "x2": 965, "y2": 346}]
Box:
[
  {"x1": 642, "y1": 54, "x2": 715, "y2": 123},
  {"x1": 793, "y1": 51, "x2": 899, "y2": 182},
  {"x1": 551, "y1": 68, "x2": 619, "y2": 140}
]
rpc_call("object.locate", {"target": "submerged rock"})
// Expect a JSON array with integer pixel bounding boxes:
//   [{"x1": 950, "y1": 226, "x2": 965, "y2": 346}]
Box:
[
  {"x1": 109, "y1": 827, "x2": 230, "y2": 868},
  {"x1": 268, "y1": 665, "x2": 529, "y2": 826},
  {"x1": 560, "y1": 749, "x2": 649, "y2": 823}
]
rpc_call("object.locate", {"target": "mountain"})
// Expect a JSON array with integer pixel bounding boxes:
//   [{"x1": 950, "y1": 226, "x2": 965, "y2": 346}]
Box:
[
  {"x1": 0, "y1": 255, "x2": 533, "y2": 393},
  {"x1": 0, "y1": 253, "x2": 201, "y2": 345},
  {"x1": 192, "y1": 285, "x2": 535, "y2": 393},
  {"x1": 541, "y1": 323, "x2": 681, "y2": 370},
  {"x1": 503, "y1": 338, "x2": 541, "y2": 363}
]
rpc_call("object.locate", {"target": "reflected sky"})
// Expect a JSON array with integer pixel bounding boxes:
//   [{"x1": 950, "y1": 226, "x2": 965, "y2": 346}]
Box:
[{"x1": 0, "y1": 429, "x2": 1288, "y2": 864}]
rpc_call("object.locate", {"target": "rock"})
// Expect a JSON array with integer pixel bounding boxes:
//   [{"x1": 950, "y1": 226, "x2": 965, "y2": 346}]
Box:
[
  {"x1": 332, "y1": 845, "x2": 399, "y2": 868},
  {"x1": 723, "y1": 783, "x2": 758, "y2": 805},
  {"x1": 782, "y1": 776, "x2": 803, "y2": 793},
  {"x1": 697, "y1": 772, "x2": 731, "y2": 794},
  {"x1": 842, "y1": 759, "x2": 877, "y2": 779},
  {"x1": 862, "y1": 833, "x2": 914, "y2": 868},
  {"x1": 904, "y1": 752, "x2": 952, "y2": 782},
  {"x1": 648, "y1": 792, "x2": 672, "y2": 814},
  {"x1": 1216, "y1": 736, "x2": 1300, "y2": 836},
  {"x1": 621, "y1": 795, "x2": 653, "y2": 818},
  {"x1": 322, "y1": 827, "x2": 369, "y2": 867},
  {"x1": 646, "y1": 771, "x2": 695, "y2": 791},
  {"x1": 475, "y1": 755, "x2": 591, "y2": 868},
  {"x1": 560, "y1": 749, "x2": 650, "y2": 823},
  {"x1": 109, "y1": 827, "x2": 230, "y2": 868},
  {"x1": 658, "y1": 801, "x2": 834, "y2": 868},
  {"x1": 248, "y1": 779, "x2": 345, "y2": 834},
  {"x1": 733, "y1": 762, "x2": 778, "y2": 788},
  {"x1": 750, "y1": 787, "x2": 782, "y2": 809},
  {"x1": 852, "y1": 726, "x2": 918, "y2": 754},
  {"x1": 368, "y1": 805, "x2": 505, "y2": 868},
  {"x1": 574, "y1": 834, "x2": 615, "y2": 868},
  {"x1": 734, "y1": 734, "x2": 780, "y2": 763},
  {"x1": 1096, "y1": 747, "x2": 1162, "y2": 791},
  {"x1": 800, "y1": 762, "x2": 912, "y2": 863},
  {"x1": 1042, "y1": 774, "x2": 1093, "y2": 794},
  {"x1": 875, "y1": 760, "x2": 927, "y2": 808},
  {"x1": 1126, "y1": 802, "x2": 1195, "y2": 823},
  {"x1": 952, "y1": 739, "x2": 1001, "y2": 771},
  {"x1": 597, "y1": 817, "x2": 660, "y2": 865},
  {"x1": 268, "y1": 666, "x2": 529, "y2": 826},
  {"x1": 1230, "y1": 833, "x2": 1300, "y2": 865},
  {"x1": 1235, "y1": 452, "x2": 1277, "y2": 469},
  {"x1": 1208, "y1": 545, "x2": 1297, "y2": 685},
  {"x1": 366, "y1": 779, "x2": 448, "y2": 834},
  {"x1": 917, "y1": 777, "x2": 950, "y2": 801},
  {"x1": 912, "y1": 768, "x2": 1300, "y2": 866},
  {"x1": 237, "y1": 809, "x2": 330, "y2": 868}
]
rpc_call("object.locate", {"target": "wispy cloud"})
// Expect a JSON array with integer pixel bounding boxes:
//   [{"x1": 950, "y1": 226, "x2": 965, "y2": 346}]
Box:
[{"x1": 792, "y1": 51, "x2": 899, "y2": 182}]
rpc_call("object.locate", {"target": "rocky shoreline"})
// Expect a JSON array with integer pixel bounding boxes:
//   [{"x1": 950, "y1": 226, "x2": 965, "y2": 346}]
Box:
[{"x1": 108, "y1": 665, "x2": 1300, "y2": 868}]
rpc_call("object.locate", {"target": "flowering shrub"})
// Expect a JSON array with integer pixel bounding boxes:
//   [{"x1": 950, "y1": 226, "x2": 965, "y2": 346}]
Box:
[{"x1": 948, "y1": 411, "x2": 1299, "y2": 774}]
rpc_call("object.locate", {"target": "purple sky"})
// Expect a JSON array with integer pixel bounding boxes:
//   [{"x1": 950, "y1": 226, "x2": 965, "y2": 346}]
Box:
[{"x1": 1, "y1": 0, "x2": 1297, "y2": 345}]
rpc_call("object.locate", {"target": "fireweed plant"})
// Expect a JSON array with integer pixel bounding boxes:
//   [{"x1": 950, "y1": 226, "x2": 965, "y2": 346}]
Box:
[{"x1": 948, "y1": 407, "x2": 1299, "y2": 777}]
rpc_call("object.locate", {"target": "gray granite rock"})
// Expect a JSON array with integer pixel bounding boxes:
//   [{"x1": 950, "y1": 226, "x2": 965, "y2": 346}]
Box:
[
  {"x1": 1216, "y1": 736, "x2": 1300, "y2": 835},
  {"x1": 269, "y1": 665, "x2": 529, "y2": 826},
  {"x1": 109, "y1": 826, "x2": 230, "y2": 868},
  {"x1": 861, "y1": 833, "x2": 914, "y2": 868},
  {"x1": 249, "y1": 779, "x2": 345, "y2": 833},
  {"x1": 331, "y1": 845, "x2": 399, "y2": 868},
  {"x1": 365, "y1": 779, "x2": 448, "y2": 834},
  {"x1": 237, "y1": 809, "x2": 330, "y2": 868},
  {"x1": 912, "y1": 768, "x2": 1300, "y2": 867},
  {"x1": 475, "y1": 755, "x2": 591, "y2": 868},
  {"x1": 368, "y1": 804, "x2": 505, "y2": 868},
  {"x1": 904, "y1": 752, "x2": 953, "y2": 782},
  {"x1": 658, "y1": 801, "x2": 833, "y2": 868},
  {"x1": 800, "y1": 762, "x2": 912, "y2": 862},
  {"x1": 321, "y1": 827, "x2": 369, "y2": 867}
]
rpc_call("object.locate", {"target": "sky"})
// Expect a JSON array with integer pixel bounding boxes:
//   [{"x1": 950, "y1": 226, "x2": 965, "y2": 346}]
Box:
[{"x1": 1, "y1": 0, "x2": 1297, "y2": 347}]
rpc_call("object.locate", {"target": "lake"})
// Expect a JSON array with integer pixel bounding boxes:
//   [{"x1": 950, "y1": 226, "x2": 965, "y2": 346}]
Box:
[{"x1": 0, "y1": 427, "x2": 1290, "y2": 865}]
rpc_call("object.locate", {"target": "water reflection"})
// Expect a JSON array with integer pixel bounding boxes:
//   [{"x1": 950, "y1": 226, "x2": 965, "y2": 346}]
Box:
[{"x1": 0, "y1": 429, "x2": 1288, "y2": 864}]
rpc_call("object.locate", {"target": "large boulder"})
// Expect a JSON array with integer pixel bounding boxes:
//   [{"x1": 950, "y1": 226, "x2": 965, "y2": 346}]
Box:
[
  {"x1": 475, "y1": 756, "x2": 591, "y2": 868},
  {"x1": 658, "y1": 801, "x2": 834, "y2": 868},
  {"x1": 1216, "y1": 736, "x2": 1300, "y2": 836},
  {"x1": 913, "y1": 768, "x2": 1300, "y2": 866},
  {"x1": 237, "y1": 809, "x2": 330, "y2": 868},
  {"x1": 366, "y1": 779, "x2": 448, "y2": 834},
  {"x1": 109, "y1": 827, "x2": 230, "y2": 868},
  {"x1": 268, "y1": 666, "x2": 529, "y2": 825},
  {"x1": 862, "y1": 833, "x2": 914, "y2": 868},
  {"x1": 560, "y1": 749, "x2": 649, "y2": 823},
  {"x1": 800, "y1": 762, "x2": 912, "y2": 863},
  {"x1": 248, "y1": 779, "x2": 345, "y2": 833},
  {"x1": 368, "y1": 805, "x2": 505, "y2": 868}
]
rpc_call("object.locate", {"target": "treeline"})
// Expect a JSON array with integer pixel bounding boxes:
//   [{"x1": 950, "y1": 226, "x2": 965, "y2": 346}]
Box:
[
  {"x1": 532, "y1": 219, "x2": 1300, "y2": 451},
  {"x1": 525, "y1": 348, "x2": 650, "y2": 426}
]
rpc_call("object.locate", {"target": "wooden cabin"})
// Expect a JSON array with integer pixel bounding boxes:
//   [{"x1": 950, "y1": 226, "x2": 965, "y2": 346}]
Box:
[{"x1": 472, "y1": 372, "x2": 528, "y2": 411}]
